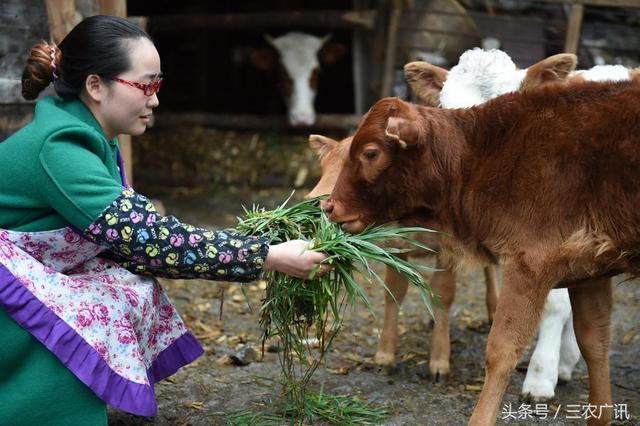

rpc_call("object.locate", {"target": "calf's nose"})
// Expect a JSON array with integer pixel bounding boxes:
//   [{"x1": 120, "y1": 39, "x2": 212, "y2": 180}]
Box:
[{"x1": 289, "y1": 111, "x2": 316, "y2": 126}]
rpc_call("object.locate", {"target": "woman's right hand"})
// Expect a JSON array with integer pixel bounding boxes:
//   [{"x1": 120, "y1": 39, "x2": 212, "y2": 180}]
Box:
[{"x1": 264, "y1": 239, "x2": 331, "y2": 279}]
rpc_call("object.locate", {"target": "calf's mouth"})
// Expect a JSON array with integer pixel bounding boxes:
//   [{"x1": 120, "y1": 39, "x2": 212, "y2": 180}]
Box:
[{"x1": 338, "y1": 218, "x2": 367, "y2": 234}]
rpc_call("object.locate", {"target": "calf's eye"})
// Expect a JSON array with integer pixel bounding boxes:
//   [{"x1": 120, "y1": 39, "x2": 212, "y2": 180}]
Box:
[{"x1": 363, "y1": 150, "x2": 378, "y2": 161}]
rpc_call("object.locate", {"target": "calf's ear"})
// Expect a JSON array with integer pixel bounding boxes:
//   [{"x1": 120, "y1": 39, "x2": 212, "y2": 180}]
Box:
[
  {"x1": 521, "y1": 53, "x2": 577, "y2": 90},
  {"x1": 309, "y1": 134, "x2": 338, "y2": 158},
  {"x1": 404, "y1": 61, "x2": 448, "y2": 106},
  {"x1": 385, "y1": 117, "x2": 420, "y2": 149}
]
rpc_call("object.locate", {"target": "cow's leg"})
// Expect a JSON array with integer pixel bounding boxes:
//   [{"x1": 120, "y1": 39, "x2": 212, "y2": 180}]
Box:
[
  {"x1": 429, "y1": 258, "x2": 456, "y2": 380},
  {"x1": 483, "y1": 265, "x2": 499, "y2": 323},
  {"x1": 374, "y1": 256, "x2": 409, "y2": 367},
  {"x1": 557, "y1": 306, "x2": 581, "y2": 382},
  {"x1": 522, "y1": 288, "x2": 572, "y2": 401},
  {"x1": 568, "y1": 277, "x2": 613, "y2": 426},
  {"x1": 470, "y1": 263, "x2": 550, "y2": 426}
]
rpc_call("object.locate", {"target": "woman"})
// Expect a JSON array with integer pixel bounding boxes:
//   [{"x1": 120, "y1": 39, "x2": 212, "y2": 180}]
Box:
[{"x1": 0, "y1": 15, "x2": 327, "y2": 424}]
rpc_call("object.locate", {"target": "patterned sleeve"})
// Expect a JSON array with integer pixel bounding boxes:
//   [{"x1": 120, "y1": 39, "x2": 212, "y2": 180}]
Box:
[{"x1": 83, "y1": 188, "x2": 270, "y2": 282}]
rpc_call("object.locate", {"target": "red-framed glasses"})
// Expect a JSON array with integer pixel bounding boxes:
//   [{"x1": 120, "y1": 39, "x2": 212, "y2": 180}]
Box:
[{"x1": 113, "y1": 77, "x2": 162, "y2": 96}]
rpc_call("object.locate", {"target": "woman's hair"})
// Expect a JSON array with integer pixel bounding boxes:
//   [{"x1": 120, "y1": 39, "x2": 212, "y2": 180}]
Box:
[{"x1": 21, "y1": 15, "x2": 151, "y2": 100}]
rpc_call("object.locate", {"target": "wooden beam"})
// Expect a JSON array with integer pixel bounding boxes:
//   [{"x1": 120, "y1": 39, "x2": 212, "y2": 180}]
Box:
[
  {"x1": 148, "y1": 11, "x2": 376, "y2": 33},
  {"x1": 45, "y1": 0, "x2": 79, "y2": 44},
  {"x1": 564, "y1": 4, "x2": 584, "y2": 54},
  {"x1": 537, "y1": 0, "x2": 640, "y2": 7},
  {"x1": 151, "y1": 113, "x2": 361, "y2": 132}
]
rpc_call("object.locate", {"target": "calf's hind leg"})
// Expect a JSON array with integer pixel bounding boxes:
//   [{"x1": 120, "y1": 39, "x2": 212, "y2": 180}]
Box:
[
  {"x1": 428, "y1": 258, "x2": 456, "y2": 380},
  {"x1": 483, "y1": 265, "x2": 499, "y2": 323},
  {"x1": 568, "y1": 277, "x2": 613, "y2": 426}
]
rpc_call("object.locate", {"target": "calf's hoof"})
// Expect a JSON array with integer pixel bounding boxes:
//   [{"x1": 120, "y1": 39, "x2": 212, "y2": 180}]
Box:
[
  {"x1": 522, "y1": 377, "x2": 555, "y2": 402},
  {"x1": 374, "y1": 350, "x2": 396, "y2": 368},
  {"x1": 375, "y1": 362, "x2": 403, "y2": 376},
  {"x1": 557, "y1": 370, "x2": 573, "y2": 384},
  {"x1": 428, "y1": 359, "x2": 450, "y2": 382},
  {"x1": 557, "y1": 362, "x2": 576, "y2": 383}
]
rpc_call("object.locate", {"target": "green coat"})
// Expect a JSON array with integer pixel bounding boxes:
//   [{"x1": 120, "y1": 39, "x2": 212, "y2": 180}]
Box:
[
  {"x1": 0, "y1": 96, "x2": 123, "y2": 231},
  {"x1": 0, "y1": 96, "x2": 126, "y2": 425}
]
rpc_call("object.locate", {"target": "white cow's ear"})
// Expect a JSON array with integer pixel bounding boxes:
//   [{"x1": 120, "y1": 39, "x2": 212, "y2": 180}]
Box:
[
  {"x1": 404, "y1": 62, "x2": 448, "y2": 107},
  {"x1": 385, "y1": 117, "x2": 419, "y2": 149},
  {"x1": 264, "y1": 34, "x2": 276, "y2": 47},
  {"x1": 522, "y1": 53, "x2": 577, "y2": 90},
  {"x1": 249, "y1": 47, "x2": 278, "y2": 71},
  {"x1": 319, "y1": 39, "x2": 347, "y2": 65},
  {"x1": 309, "y1": 134, "x2": 338, "y2": 158},
  {"x1": 320, "y1": 33, "x2": 333, "y2": 45}
]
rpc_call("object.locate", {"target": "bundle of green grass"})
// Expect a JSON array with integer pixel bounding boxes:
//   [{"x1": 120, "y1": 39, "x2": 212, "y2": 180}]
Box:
[{"x1": 232, "y1": 195, "x2": 439, "y2": 425}]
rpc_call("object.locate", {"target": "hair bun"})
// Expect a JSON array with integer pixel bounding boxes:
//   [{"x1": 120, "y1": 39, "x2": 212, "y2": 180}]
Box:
[{"x1": 21, "y1": 42, "x2": 61, "y2": 100}]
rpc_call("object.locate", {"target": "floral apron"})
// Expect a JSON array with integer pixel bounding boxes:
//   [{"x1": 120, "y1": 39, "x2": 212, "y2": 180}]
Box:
[{"x1": 0, "y1": 226, "x2": 204, "y2": 416}]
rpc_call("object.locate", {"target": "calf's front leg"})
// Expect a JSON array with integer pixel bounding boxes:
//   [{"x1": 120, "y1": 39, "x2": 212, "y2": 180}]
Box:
[
  {"x1": 470, "y1": 262, "x2": 552, "y2": 426},
  {"x1": 375, "y1": 254, "x2": 409, "y2": 367}
]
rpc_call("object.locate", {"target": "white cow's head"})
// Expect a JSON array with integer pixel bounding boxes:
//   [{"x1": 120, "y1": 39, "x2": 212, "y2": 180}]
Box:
[
  {"x1": 404, "y1": 48, "x2": 578, "y2": 109},
  {"x1": 250, "y1": 32, "x2": 346, "y2": 126},
  {"x1": 439, "y1": 48, "x2": 527, "y2": 108}
]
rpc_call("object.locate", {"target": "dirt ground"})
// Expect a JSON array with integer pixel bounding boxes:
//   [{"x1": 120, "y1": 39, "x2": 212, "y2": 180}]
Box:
[{"x1": 108, "y1": 189, "x2": 639, "y2": 426}]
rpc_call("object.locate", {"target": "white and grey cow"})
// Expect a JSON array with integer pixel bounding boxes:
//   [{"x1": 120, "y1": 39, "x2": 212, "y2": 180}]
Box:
[
  {"x1": 250, "y1": 32, "x2": 346, "y2": 126},
  {"x1": 406, "y1": 48, "x2": 637, "y2": 401}
]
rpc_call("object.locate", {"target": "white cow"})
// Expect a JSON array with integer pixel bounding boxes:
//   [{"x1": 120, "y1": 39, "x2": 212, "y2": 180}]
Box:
[
  {"x1": 406, "y1": 48, "x2": 635, "y2": 401},
  {"x1": 250, "y1": 32, "x2": 346, "y2": 126}
]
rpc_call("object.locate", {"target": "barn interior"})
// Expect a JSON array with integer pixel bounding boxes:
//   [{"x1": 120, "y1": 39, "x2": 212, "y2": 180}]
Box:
[{"x1": 4, "y1": 1, "x2": 640, "y2": 195}]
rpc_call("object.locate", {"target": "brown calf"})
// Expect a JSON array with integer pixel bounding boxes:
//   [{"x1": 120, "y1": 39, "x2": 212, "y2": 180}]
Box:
[
  {"x1": 324, "y1": 79, "x2": 640, "y2": 425},
  {"x1": 305, "y1": 52, "x2": 579, "y2": 381},
  {"x1": 306, "y1": 134, "x2": 498, "y2": 379}
]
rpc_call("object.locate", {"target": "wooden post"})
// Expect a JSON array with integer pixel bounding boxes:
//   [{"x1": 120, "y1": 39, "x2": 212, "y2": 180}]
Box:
[
  {"x1": 381, "y1": 0, "x2": 402, "y2": 98},
  {"x1": 45, "y1": 0, "x2": 79, "y2": 44},
  {"x1": 352, "y1": 0, "x2": 367, "y2": 117},
  {"x1": 99, "y1": 0, "x2": 126, "y2": 17},
  {"x1": 564, "y1": 3, "x2": 584, "y2": 54},
  {"x1": 99, "y1": 0, "x2": 133, "y2": 186},
  {"x1": 368, "y1": 1, "x2": 389, "y2": 106}
]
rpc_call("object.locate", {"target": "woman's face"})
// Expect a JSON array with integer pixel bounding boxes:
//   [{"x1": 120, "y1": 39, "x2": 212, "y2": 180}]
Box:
[{"x1": 98, "y1": 37, "x2": 161, "y2": 139}]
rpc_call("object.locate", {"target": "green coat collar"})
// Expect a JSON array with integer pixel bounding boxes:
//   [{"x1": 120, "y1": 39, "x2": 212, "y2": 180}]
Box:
[{"x1": 35, "y1": 97, "x2": 119, "y2": 146}]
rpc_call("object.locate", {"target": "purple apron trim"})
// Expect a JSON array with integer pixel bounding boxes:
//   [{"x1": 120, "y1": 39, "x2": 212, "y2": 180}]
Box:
[
  {"x1": 116, "y1": 149, "x2": 129, "y2": 188},
  {"x1": 0, "y1": 263, "x2": 204, "y2": 416}
]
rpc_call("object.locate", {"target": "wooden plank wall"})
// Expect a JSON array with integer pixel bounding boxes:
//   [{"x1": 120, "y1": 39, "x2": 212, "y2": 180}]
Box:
[
  {"x1": 0, "y1": 0, "x2": 99, "y2": 140},
  {"x1": 0, "y1": 0, "x2": 51, "y2": 140},
  {"x1": 0, "y1": 0, "x2": 135, "y2": 185}
]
